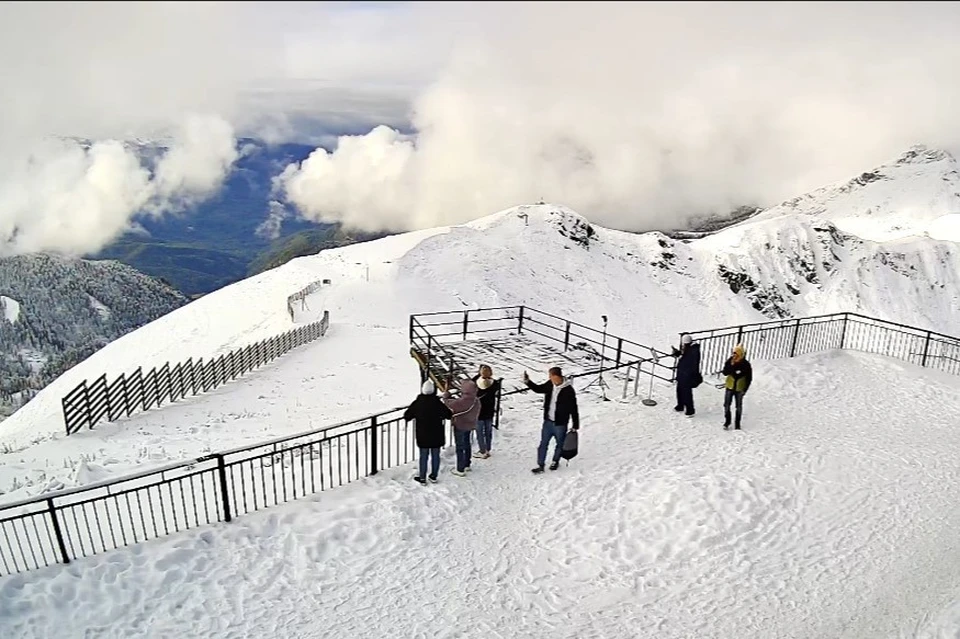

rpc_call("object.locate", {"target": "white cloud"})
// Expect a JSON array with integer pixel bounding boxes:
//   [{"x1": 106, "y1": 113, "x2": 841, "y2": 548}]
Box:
[
  {"x1": 256, "y1": 201, "x2": 292, "y2": 241},
  {"x1": 0, "y1": 1, "x2": 440, "y2": 256},
  {"x1": 5, "y1": 1, "x2": 960, "y2": 248},
  {"x1": 0, "y1": 115, "x2": 238, "y2": 256},
  {"x1": 277, "y1": 2, "x2": 960, "y2": 233}
]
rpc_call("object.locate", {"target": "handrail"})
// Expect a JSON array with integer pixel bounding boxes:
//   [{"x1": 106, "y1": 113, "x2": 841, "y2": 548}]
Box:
[{"x1": 4, "y1": 306, "x2": 956, "y2": 578}]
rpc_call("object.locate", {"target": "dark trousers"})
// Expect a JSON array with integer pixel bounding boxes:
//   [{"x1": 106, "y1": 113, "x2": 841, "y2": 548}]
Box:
[
  {"x1": 724, "y1": 389, "x2": 745, "y2": 428},
  {"x1": 418, "y1": 448, "x2": 441, "y2": 479},
  {"x1": 676, "y1": 385, "x2": 695, "y2": 415},
  {"x1": 537, "y1": 420, "x2": 567, "y2": 467},
  {"x1": 454, "y1": 430, "x2": 472, "y2": 471}
]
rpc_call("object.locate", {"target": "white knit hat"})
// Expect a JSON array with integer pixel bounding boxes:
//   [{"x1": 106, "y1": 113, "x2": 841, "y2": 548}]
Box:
[
  {"x1": 477, "y1": 377, "x2": 494, "y2": 390},
  {"x1": 681, "y1": 334, "x2": 692, "y2": 345},
  {"x1": 421, "y1": 379, "x2": 435, "y2": 394}
]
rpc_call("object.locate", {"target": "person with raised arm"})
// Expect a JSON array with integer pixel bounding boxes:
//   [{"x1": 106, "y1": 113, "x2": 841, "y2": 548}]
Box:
[{"x1": 524, "y1": 366, "x2": 579, "y2": 474}]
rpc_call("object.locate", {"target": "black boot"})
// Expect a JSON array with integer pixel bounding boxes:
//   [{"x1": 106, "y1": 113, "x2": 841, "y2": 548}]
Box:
[{"x1": 532, "y1": 466, "x2": 545, "y2": 474}]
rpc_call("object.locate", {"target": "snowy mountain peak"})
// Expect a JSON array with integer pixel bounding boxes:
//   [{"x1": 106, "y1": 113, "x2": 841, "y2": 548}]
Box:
[
  {"x1": 894, "y1": 145, "x2": 956, "y2": 166},
  {"x1": 746, "y1": 144, "x2": 960, "y2": 243},
  {"x1": 467, "y1": 203, "x2": 598, "y2": 250}
]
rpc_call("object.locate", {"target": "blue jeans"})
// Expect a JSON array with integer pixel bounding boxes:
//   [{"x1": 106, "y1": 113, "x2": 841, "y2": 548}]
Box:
[
  {"x1": 537, "y1": 419, "x2": 567, "y2": 467},
  {"x1": 476, "y1": 418, "x2": 494, "y2": 453},
  {"x1": 454, "y1": 430, "x2": 472, "y2": 472},
  {"x1": 419, "y1": 447, "x2": 441, "y2": 479}
]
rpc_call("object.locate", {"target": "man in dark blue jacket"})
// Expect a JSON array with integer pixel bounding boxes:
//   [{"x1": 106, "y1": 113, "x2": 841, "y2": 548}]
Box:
[
  {"x1": 672, "y1": 333, "x2": 701, "y2": 417},
  {"x1": 523, "y1": 366, "x2": 580, "y2": 473}
]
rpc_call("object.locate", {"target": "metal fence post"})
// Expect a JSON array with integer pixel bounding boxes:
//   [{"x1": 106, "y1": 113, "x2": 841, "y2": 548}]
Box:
[
  {"x1": 216, "y1": 455, "x2": 232, "y2": 522},
  {"x1": 409, "y1": 315, "x2": 415, "y2": 343},
  {"x1": 370, "y1": 415, "x2": 379, "y2": 475},
  {"x1": 518, "y1": 306, "x2": 525, "y2": 334},
  {"x1": 789, "y1": 318, "x2": 801, "y2": 357},
  {"x1": 615, "y1": 338, "x2": 623, "y2": 368},
  {"x1": 563, "y1": 321, "x2": 571, "y2": 351},
  {"x1": 839, "y1": 314, "x2": 848, "y2": 350},
  {"x1": 80, "y1": 380, "x2": 93, "y2": 430},
  {"x1": 462, "y1": 311, "x2": 469, "y2": 340},
  {"x1": 426, "y1": 334, "x2": 433, "y2": 372},
  {"x1": 47, "y1": 499, "x2": 70, "y2": 565},
  {"x1": 494, "y1": 382, "x2": 503, "y2": 430},
  {"x1": 736, "y1": 326, "x2": 744, "y2": 345},
  {"x1": 922, "y1": 331, "x2": 932, "y2": 367}
]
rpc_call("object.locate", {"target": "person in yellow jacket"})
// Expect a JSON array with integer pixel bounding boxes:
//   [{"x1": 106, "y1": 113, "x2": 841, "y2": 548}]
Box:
[{"x1": 721, "y1": 344, "x2": 752, "y2": 430}]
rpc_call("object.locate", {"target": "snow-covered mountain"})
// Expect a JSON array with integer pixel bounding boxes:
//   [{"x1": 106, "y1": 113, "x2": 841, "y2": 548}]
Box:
[
  {"x1": 0, "y1": 255, "x2": 187, "y2": 421},
  {"x1": 5, "y1": 143, "x2": 960, "y2": 639},
  {"x1": 0, "y1": 144, "x2": 958, "y2": 499},
  {"x1": 696, "y1": 145, "x2": 960, "y2": 323},
  {"x1": 747, "y1": 145, "x2": 960, "y2": 242}
]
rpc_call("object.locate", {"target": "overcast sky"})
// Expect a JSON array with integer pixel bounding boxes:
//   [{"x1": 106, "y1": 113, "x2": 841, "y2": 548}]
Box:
[{"x1": 2, "y1": 1, "x2": 960, "y2": 253}]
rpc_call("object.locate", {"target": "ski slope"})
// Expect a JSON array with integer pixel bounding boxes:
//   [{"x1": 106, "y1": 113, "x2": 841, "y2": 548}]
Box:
[
  {"x1": 3, "y1": 185, "x2": 960, "y2": 504},
  {"x1": 3, "y1": 351, "x2": 960, "y2": 638},
  {"x1": 0, "y1": 206, "x2": 762, "y2": 504}
]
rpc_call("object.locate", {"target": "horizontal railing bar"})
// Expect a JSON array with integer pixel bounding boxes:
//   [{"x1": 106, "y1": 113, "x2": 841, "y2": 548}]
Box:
[
  {"x1": 410, "y1": 305, "x2": 521, "y2": 318},
  {"x1": 217, "y1": 406, "x2": 408, "y2": 458},
  {"x1": 0, "y1": 456, "x2": 214, "y2": 514}
]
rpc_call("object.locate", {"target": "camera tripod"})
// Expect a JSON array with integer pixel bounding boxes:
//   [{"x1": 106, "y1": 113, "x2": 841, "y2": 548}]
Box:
[{"x1": 580, "y1": 315, "x2": 612, "y2": 401}]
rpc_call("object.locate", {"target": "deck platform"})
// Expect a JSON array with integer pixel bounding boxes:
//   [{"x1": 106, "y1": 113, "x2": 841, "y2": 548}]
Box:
[{"x1": 418, "y1": 334, "x2": 665, "y2": 399}]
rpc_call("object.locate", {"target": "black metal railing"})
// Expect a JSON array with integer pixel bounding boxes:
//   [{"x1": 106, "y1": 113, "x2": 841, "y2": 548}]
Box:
[
  {"x1": 409, "y1": 306, "x2": 676, "y2": 392},
  {"x1": 11, "y1": 308, "x2": 958, "y2": 579},
  {"x1": 683, "y1": 312, "x2": 960, "y2": 378},
  {"x1": 0, "y1": 402, "x2": 446, "y2": 577},
  {"x1": 62, "y1": 311, "x2": 331, "y2": 435},
  {"x1": 287, "y1": 279, "x2": 328, "y2": 321}
]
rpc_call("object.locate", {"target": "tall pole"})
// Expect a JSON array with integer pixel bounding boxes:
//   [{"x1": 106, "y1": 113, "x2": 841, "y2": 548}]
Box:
[{"x1": 599, "y1": 315, "x2": 609, "y2": 400}]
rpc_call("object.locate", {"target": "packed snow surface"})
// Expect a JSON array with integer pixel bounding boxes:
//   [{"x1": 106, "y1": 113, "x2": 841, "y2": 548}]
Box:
[
  {"x1": 0, "y1": 296, "x2": 20, "y2": 324},
  {"x1": 3, "y1": 352, "x2": 960, "y2": 638}
]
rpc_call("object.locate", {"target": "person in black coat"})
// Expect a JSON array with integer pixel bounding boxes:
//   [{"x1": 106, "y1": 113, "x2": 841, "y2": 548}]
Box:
[
  {"x1": 403, "y1": 379, "x2": 452, "y2": 484},
  {"x1": 523, "y1": 366, "x2": 579, "y2": 473},
  {"x1": 472, "y1": 364, "x2": 502, "y2": 458},
  {"x1": 672, "y1": 333, "x2": 702, "y2": 417}
]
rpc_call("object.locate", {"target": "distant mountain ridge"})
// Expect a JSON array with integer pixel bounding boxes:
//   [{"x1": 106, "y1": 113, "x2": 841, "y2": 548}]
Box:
[
  {"x1": 247, "y1": 227, "x2": 393, "y2": 276},
  {"x1": 89, "y1": 138, "x2": 334, "y2": 297}
]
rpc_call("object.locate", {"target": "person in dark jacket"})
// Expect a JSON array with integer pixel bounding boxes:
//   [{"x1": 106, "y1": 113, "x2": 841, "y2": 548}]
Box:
[
  {"x1": 403, "y1": 379, "x2": 453, "y2": 484},
  {"x1": 672, "y1": 333, "x2": 701, "y2": 417},
  {"x1": 721, "y1": 344, "x2": 752, "y2": 430},
  {"x1": 472, "y1": 364, "x2": 502, "y2": 459},
  {"x1": 523, "y1": 366, "x2": 580, "y2": 473}
]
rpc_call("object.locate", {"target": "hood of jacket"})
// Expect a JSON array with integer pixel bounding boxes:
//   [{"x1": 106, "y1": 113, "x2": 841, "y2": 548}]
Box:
[{"x1": 459, "y1": 379, "x2": 478, "y2": 398}]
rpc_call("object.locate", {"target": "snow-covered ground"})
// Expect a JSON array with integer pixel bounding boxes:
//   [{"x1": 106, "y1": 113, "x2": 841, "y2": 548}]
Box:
[
  {"x1": 0, "y1": 296, "x2": 20, "y2": 324},
  {"x1": 3, "y1": 183, "x2": 960, "y2": 502},
  {"x1": 3, "y1": 351, "x2": 960, "y2": 638},
  {"x1": 1, "y1": 145, "x2": 960, "y2": 515}
]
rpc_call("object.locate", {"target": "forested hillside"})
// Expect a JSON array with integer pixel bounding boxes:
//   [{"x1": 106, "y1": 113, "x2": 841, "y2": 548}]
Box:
[{"x1": 0, "y1": 255, "x2": 187, "y2": 419}]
